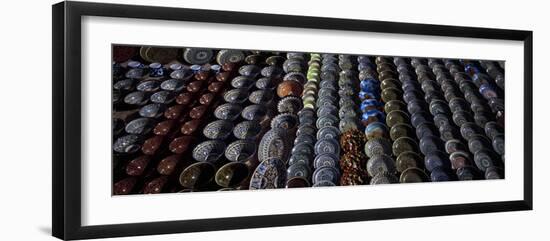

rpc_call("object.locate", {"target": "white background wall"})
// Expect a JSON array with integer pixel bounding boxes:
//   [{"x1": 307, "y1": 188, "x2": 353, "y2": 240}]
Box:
[{"x1": 0, "y1": 0, "x2": 547, "y2": 240}]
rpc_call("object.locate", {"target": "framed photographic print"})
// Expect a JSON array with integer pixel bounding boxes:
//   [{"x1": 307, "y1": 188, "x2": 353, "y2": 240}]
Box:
[{"x1": 52, "y1": 1, "x2": 533, "y2": 240}]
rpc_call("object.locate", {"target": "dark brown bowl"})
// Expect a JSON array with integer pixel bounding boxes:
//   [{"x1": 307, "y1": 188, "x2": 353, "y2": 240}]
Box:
[
  {"x1": 215, "y1": 162, "x2": 250, "y2": 188},
  {"x1": 179, "y1": 162, "x2": 216, "y2": 189}
]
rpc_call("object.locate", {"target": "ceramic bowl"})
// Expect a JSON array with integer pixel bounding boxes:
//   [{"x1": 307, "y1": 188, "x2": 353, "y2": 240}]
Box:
[
  {"x1": 113, "y1": 177, "x2": 137, "y2": 195},
  {"x1": 244, "y1": 54, "x2": 263, "y2": 65},
  {"x1": 364, "y1": 122, "x2": 389, "y2": 140},
  {"x1": 265, "y1": 55, "x2": 285, "y2": 66},
  {"x1": 168, "y1": 136, "x2": 193, "y2": 154},
  {"x1": 424, "y1": 151, "x2": 450, "y2": 172},
  {"x1": 169, "y1": 69, "x2": 194, "y2": 80},
  {"x1": 113, "y1": 134, "x2": 141, "y2": 153},
  {"x1": 230, "y1": 76, "x2": 255, "y2": 89},
  {"x1": 156, "y1": 154, "x2": 181, "y2": 175},
  {"x1": 238, "y1": 65, "x2": 262, "y2": 78},
  {"x1": 456, "y1": 166, "x2": 478, "y2": 180},
  {"x1": 312, "y1": 166, "x2": 340, "y2": 184},
  {"x1": 261, "y1": 65, "x2": 284, "y2": 78},
  {"x1": 249, "y1": 89, "x2": 274, "y2": 105},
  {"x1": 125, "y1": 68, "x2": 144, "y2": 79},
  {"x1": 385, "y1": 110, "x2": 410, "y2": 128},
  {"x1": 460, "y1": 122, "x2": 484, "y2": 141},
  {"x1": 392, "y1": 136, "x2": 419, "y2": 157},
  {"x1": 123, "y1": 91, "x2": 149, "y2": 105},
  {"x1": 449, "y1": 151, "x2": 472, "y2": 170},
  {"x1": 270, "y1": 113, "x2": 299, "y2": 130},
  {"x1": 214, "y1": 103, "x2": 243, "y2": 121},
  {"x1": 285, "y1": 176, "x2": 310, "y2": 188},
  {"x1": 283, "y1": 72, "x2": 307, "y2": 85},
  {"x1": 225, "y1": 140, "x2": 257, "y2": 162},
  {"x1": 419, "y1": 135, "x2": 445, "y2": 155},
  {"x1": 241, "y1": 104, "x2": 267, "y2": 121},
  {"x1": 468, "y1": 135, "x2": 491, "y2": 154},
  {"x1": 255, "y1": 77, "x2": 277, "y2": 90},
  {"x1": 276, "y1": 80, "x2": 303, "y2": 98},
  {"x1": 233, "y1": 121, "x2": 262, "y2": 140},
  {"x1": 215, "y1": 162, "x2": 250, "y2": 188},
  {"x1": 366, "y1": 154, "x2": 396, "y2": 177},
  {"x1": 179, "y1": 161, "x2": 216, "y2": 189},
  {"x1": 364, "y1": 137, "x2": 393, "y2": 158},
  {"x1": 396, "y1": 151, "x2": 423, "y2": 173},
  {"x1": 136, "y1": 80, "x2": 160, "y2": 92},
  {"x1": 223, "y1": 88, "x2": 249, "y2": 104},
  {"x1": 124, "y1": 117, "x2": 154, "y2": 135},
  {"x1": 160, "y1": 78, "x2": 185, "y2": 92},
  {"x1": 150, "y1": 90, "x2": 175, "y2": 104},
  {"x1": 370, "y1": 172, "x2": 399, "y2": 185},
  {"x1": 389, "y1": 123, "x2": 414, "y2": 141},
  {"x1": 139, "y1": 103, "x2": 165, "y2": 118},
  {"x1": 125, "y1": 155, "x2": 150, "y2": 176},
  {"x1": 192, "y1": 140, "x2": 227, "y2": 163},
  {"x1": 203, "y1": 120, "x2": 234, "y2": 140},
  {"x1": 113, "y1": 79, "x2": 135, "y2": 91}
]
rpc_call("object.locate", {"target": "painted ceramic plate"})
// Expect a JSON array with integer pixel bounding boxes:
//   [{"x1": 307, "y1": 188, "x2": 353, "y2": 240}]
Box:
[
  {"x1": 249, "y1": 158, "x2": 286, "y2": 189},
  {"x1": 257, "y1": 128, "x2": 291, "y2": 163},
  {"x1": 314, "y1": 138, "x2": 340, "y2": 156},
  {"x1": 316, "y1": 126, "x2": 341, "y2": 140},
  {"x1": 313, "y1": 153, "x2": 339, "y2": 169},
  {"x1": 312, "y1": 166, "x2": 340, "y2": 184},
  {"x1": 287, "y1": 163, "x2": 311, "y2": 178}
]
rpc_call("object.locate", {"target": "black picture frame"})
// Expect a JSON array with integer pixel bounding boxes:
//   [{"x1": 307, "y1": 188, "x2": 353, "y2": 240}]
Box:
[{"x1": 52, "y1": 1, "x2": 533, "y2": 240}]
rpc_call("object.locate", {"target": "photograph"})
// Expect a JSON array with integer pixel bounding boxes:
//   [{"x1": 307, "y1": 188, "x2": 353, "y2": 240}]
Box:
[
  {"x1": 111, "y1": 45, "x2": 506, "y2": 195},
  {"x1": 50, "y1": 1, "x2": 534, "y2": 239}
]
